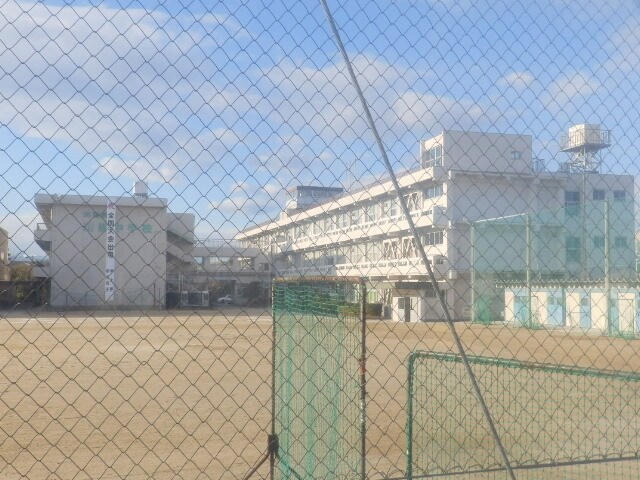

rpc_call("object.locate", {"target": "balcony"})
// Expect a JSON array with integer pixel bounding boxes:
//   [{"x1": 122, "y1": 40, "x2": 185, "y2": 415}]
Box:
[
  {"x1": 281, "y1": 255, "x2": 449, "y2": 280},
  {"x1": 34, "y1": 223, "x2": 51, "y2": 251}
]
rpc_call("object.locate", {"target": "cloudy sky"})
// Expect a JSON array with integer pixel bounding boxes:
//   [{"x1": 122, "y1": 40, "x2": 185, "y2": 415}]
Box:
[{"x1": 1, "y1": 0, "x2": 640, "y2": 254}]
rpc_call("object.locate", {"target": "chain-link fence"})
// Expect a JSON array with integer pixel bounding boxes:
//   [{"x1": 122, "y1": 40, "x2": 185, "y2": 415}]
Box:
[{"x1": 2, "y1": 0, "x2": 640, "y2": 478}]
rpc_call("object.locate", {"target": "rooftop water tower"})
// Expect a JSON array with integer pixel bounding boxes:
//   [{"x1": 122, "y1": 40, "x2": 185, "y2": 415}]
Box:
[{"x1": 560, "y1": 123, "x2": 611, "y2": 173}]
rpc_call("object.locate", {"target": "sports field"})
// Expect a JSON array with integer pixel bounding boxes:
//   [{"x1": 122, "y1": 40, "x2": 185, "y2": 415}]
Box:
[{"x1": 1, "y1": 308, "x2": 640, "y2": 479}]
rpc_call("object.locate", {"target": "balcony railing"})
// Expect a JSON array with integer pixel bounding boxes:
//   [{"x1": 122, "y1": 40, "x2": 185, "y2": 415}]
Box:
[{"x1": 196, "y1": 239, "x2": 247, "y2": 249}]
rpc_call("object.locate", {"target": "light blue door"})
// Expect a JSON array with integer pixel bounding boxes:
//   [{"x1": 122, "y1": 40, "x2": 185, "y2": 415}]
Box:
[
  {"x1": 610, "y1": 297, "x2": 619, "y2": 333},
  {"x1": 515, "y1": 297, "x2": 529, "y2": 326},
  {"x1": 548, "y1": 295, "x2": 565, "y2": 327},
  {"x1": 580, "y1": 295, "x2": 591, "y2": 329}
]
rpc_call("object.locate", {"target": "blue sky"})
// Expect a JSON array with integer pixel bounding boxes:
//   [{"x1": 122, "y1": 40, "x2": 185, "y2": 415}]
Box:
[{"x1": 1, "y1": 0, "x2": 640, "y2": 255}]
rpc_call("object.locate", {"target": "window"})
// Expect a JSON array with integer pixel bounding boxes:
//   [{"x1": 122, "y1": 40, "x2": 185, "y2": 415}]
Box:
[
  {"x1": 511, "y1": 150, "x2": 522, "y2": 160},
  {"x1": 383, "y1": 240, "x2": 399, "y2": 259},
  {"x1": 424, "y1": 184, "x2": 444, "y2": 200},
  {"x1": 614, "y1": 190, "x2": 627, "y2": 202},
  {"x1": 593, "y1": 235, "x2": 605, "y2": 248},
  {"x1": 565, "y1": 190, "x2": 580, "y2": 206},
  {"x1": 615, "y1": 236, "x2": 628, "y2": 249},
  {"x1": 366, "y1": 204, "x2": 378, "y2": 223},
  {"x1": 380, "y1": 199, "x2": 398, "y2": 218},
  {"x1": 566, "y1": 236, "x2": 581, "y2": 263},
  {"x1": 401, "y1": 238, "x2": 416, "y2": 258},
  {"x1": 239, "y1": 257, "x2": 255, "y2": 270},
  {"x1": 404, "y1": 192, "x2": 421, "y2": 211},
  {"x1": 423, "y1": 144, "x2": 443, "y2": 168},
  {"x1": 565, "y1": 190, "x2": 581, "y2": 216},
  {"x1": 194, "y1": 256, "x2": 205, "y2": 266},
  {"x1": 593, "y1": 189, "x2": 605, "y2": 201},
  {"x1": 423, "y1": 230, "x2": 444, "y2": 246},
  {"x1": 209, "y1": 256, "x2": 231, "y2": 266},
  {"x1": 325, "y1": 215, "x2": 337, "y2": 232},
  {"x1": 323, "y1": 216, "x2": 331, "y2": 232},
  {"x1": 338, "y1": 212, "x2": 349, "y2": 229},
  {"x1": 371, "y1": 242, "x2": 381, "y2": 261},
  {"x1": 351, "y1": 209, "x2": 361, "y2": 226},
  {"x1": 389, "y1": 198, "x2": 398, "y2": 217}
]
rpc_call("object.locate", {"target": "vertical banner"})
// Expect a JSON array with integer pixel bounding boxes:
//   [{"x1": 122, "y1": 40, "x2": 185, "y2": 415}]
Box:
[{"x1": 105, "y1": 201, "x2": 116, "y2": 302}]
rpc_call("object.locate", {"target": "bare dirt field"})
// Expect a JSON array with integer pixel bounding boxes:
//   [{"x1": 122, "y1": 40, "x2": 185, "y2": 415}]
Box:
[{"x1": 1, "y1": 308, "x2": 640, "y2": 479}]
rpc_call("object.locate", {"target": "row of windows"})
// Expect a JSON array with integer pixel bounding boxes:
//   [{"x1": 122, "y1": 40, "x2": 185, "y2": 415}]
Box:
[
  {"x1": 193, "y1": 256, "x2": 268, "y2": 271},
  {"x1": 565, "y1": 235, "x2": 630, "y2": 263},
  {"x1": 289, "y1": 231, "x2": 445, "y2": 267},
  {"x1": 279, "y1": 186, "x2": 445, "y2": 243},
  {"x1": 565, "y1": 189, "x2": 627, "y2": 206}
]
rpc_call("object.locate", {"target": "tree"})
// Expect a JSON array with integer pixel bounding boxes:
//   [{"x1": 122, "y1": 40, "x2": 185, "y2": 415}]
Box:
[{"x1": 242, "y1": 281, "x2": 265, "y2": 306}]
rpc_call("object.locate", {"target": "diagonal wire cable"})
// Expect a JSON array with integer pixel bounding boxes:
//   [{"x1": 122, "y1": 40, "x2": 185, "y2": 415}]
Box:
[{"x1": 318, "y1": 0, "x2": 517, "y2": 478}]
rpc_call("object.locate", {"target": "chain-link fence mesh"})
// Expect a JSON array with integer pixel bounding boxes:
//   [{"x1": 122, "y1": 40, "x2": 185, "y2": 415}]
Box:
[
  {"x1": 2, "y1": 0, "x2": 640, "y2": 478},
  {"x1": 273, "y1": 278, "x2": 365, "y2": 479},
  {"x1": 408, "y1": 352, "x2": 640, "y2": 478}
]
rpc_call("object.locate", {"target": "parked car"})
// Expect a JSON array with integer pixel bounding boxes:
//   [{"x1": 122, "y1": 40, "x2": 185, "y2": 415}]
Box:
[{"x1": 217, "y1": 294, "x2": 233, "y2": 304}]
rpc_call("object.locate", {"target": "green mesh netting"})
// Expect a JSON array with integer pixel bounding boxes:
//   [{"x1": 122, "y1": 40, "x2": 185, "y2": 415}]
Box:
[
  {"x1": 407, "y1": 352, "x2": 640, "y2": 479},
  {"x1": 273, "y1": 278, "x2": 365, "y2": 479},
  {"x1": 472, "y1": 199, "x2": 638, "y2": 337}
]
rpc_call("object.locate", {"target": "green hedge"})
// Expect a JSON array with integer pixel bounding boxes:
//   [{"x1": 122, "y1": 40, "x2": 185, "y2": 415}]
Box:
[{"x1": 338, "y1": 303, "x2": 383, "y2": 317}]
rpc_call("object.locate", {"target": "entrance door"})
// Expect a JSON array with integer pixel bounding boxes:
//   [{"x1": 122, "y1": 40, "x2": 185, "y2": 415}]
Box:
[
  {"x1": 610, "y1": 297, "x2": 619, "y2": 333},
  {"x1": 548, "y1": 295, "x2": 565, "y2": 327},
  {"x1": 579, "y1": 295, "x2": 591, "y2": 329},
  {"x1": 619, "y1": 296, "x2": 635, "y2": 334},
  {"x1": 515, "y1": 297, "x2": 529, "y2": 326},
  {"x1": 404, "y1": 297, "x2": 412, "y2": 322}
]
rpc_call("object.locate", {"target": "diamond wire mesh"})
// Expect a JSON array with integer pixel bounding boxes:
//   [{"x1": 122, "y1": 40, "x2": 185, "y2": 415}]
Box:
[
  {"x1": 272, "y1": 278, "x2": 364, "y2": 479},
  {"x1": 407, "y1": 352, "x2": 640, "y2": 479},
  {"x1": 0, "y1": 0, "x2": 640, "y2": 479}
]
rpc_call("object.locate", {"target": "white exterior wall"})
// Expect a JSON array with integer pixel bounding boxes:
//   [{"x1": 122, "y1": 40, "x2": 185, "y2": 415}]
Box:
[
  {"x1": 33, "y1": 194, "x2": 198, "y2": 309},
  {"x1": 565, "y1": 292, "x2": 581, "y2": 328},
  {"x1": 439, "y1": 131, "x2": 533, "y2": 174},
  {"x1": 504, "y1": 286, "x2": 639, "y2": 335},
  {"x1": 44, "y1": 197, "x2": 167, "y2": 307},
  {"x1": 237, "y1": 130, "x2": 635, "y2": 322}
]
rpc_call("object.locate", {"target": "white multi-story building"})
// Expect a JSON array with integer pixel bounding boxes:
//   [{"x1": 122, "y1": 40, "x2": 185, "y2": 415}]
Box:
[
  {"x1": 237, "y1": 129, "x2": 635, "y2": 321},
  {"x1": 33, "y1": 185, "x2": 195, "y2": 308}
]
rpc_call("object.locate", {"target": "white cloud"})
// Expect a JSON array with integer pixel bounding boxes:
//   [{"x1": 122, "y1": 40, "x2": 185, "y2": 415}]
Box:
[
  {"x1": 499, "y1": 71, "x2": 535, "y2": 90},
  {"x1": 0, "y1": 0, "x2": 250, "y2": 174},
  {"x1": 259, "y1": 55, "x2": 423, "y2": 141},
  {"x1": 548, "y1": 72, "x2": 600, "y2": 99},
  {"x1": 393, "y1": 91, "x2": 499, "y2": 132},
  {"x1": 96, "y1": 156, "x2": 181, "y2": 185},
  {"x1": 0, "y1": 209, "x2": 40, "y2": 256}
]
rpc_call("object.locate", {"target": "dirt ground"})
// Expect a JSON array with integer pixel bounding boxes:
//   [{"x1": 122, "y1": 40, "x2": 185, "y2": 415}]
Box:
[{"x1": 1, "y1": 308, "x2": 640, "y2": 479}]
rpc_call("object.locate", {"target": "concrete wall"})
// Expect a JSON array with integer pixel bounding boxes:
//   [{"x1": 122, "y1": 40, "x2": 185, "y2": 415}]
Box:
[
  {"x1": 47, "y1": 199, "x2": 167, "y2": 307},
  {"x1": 441, "y1": 131, "x2": 533, "y2": 174}
]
